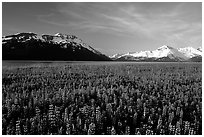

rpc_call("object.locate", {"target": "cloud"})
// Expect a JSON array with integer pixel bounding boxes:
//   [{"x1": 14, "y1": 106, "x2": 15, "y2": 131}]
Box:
[{"x1": 37, "y1": 3, "x2": 201, "y2": 44}]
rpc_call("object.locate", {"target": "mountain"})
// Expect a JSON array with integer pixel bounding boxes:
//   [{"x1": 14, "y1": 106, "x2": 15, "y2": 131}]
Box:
[
  {"x1": 2, "y1": 32, "x2": 110, "y2": 61},
  {"x1": 109, "y1": 53, "x2": 124, "y2": 60},
  {"x1": 110, "y1": 45, "x2": 202, "y2": 62},
  {"x1": 178, "y1": 47, "x2": 202, "y2": 58}
]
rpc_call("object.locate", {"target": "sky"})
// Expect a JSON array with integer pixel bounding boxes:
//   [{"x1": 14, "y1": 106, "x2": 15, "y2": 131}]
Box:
[{"x1": 2, "y1": 2, "x2": 202, "y2": 56}]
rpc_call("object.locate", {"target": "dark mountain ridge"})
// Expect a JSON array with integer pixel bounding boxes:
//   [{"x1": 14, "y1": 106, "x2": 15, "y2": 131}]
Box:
[{"x1": 2, "y1": 32, "x2": 111, "y2": 61}]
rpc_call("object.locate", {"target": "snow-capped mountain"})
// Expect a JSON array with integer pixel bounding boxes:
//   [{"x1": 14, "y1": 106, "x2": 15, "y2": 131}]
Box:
[
  {"x1": 2, "y1": 32, "x2": 110, "y2": 61},
  {"x1": 110, "y1": 45, "x2": 202, "y2": 62},
  {"x1": 178, "y1": 47, "x2": 202, "y2": 58},
  {"x1": 4, "y1": 32, "x2": 84, "y2": 47},
  {"x1": 109, "y1": 53, "x2": 124, "y2": 59}
]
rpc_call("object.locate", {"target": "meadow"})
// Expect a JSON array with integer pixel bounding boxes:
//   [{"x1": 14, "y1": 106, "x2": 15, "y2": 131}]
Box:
[{"x1": 2, "y1": 62, "x2": 202, "y2": 135}]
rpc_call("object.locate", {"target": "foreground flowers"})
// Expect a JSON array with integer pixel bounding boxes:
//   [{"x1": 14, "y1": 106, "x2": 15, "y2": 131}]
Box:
[{"x1": 2, "y1": 63, "x2": 202, "y2": 135}]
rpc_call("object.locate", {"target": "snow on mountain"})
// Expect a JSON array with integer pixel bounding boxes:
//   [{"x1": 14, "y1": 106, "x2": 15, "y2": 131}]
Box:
[
  {"x1": 2, "y1": 32, "x2": 37, "y2": 43},
  {"x1": 110, "y1": 45, "x2": 202, "y2": 61},
  {"x1": 109, "y1": 53, "x2": 124, "y2": 59},
  {"x1": 2, "y1": 32, "x2": 82, "y2": 45},
  {"x1": 178, "y1": 47, "x2": 202, "y2": 58},
  {"x1": 155, "y1": 45, "x2": 188, "y2": 60},
  {"x1": 120, "y1": 45, "x2": 187, "y2": 60},
  {"x1": 40, "y1": 33, "x2": 80, "y2": 44}
]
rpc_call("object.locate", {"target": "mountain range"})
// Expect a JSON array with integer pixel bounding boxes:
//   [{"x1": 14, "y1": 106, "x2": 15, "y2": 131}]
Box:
[
  {"x1": 2, "y1": 32, "x2": 202, "y2": 62},
  {"x1": 2, "y1": 32, "x2": 110, "y2": 61},
  {"x1": 110, "y1": 45, "x2": 202, "y2": 62}
]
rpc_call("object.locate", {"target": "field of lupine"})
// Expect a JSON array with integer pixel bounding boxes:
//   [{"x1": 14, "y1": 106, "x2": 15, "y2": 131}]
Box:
[{"x1": 2, "y1": 62, "x2": 202, "y2": 135}]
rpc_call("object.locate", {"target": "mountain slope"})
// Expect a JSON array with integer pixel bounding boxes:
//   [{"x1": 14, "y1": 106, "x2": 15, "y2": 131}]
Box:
[
  {"x1": 110, "y1": 45, "x2": 202, "y2": 62},
  {"x1": 2, "y1": 32, "x2": 111, "y2": 61},
  {"x1": 188, "y1": 56, "x2": 202, "y2": 62}
]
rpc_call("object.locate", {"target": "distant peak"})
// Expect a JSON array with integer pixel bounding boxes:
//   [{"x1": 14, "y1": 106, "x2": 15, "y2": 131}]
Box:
[
  {"x1": 54, "y1": 33, "x2": 63, "y2": 37},
  {"x1": 157, "y1": 45, "x2": 173, "y2": 50}
]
